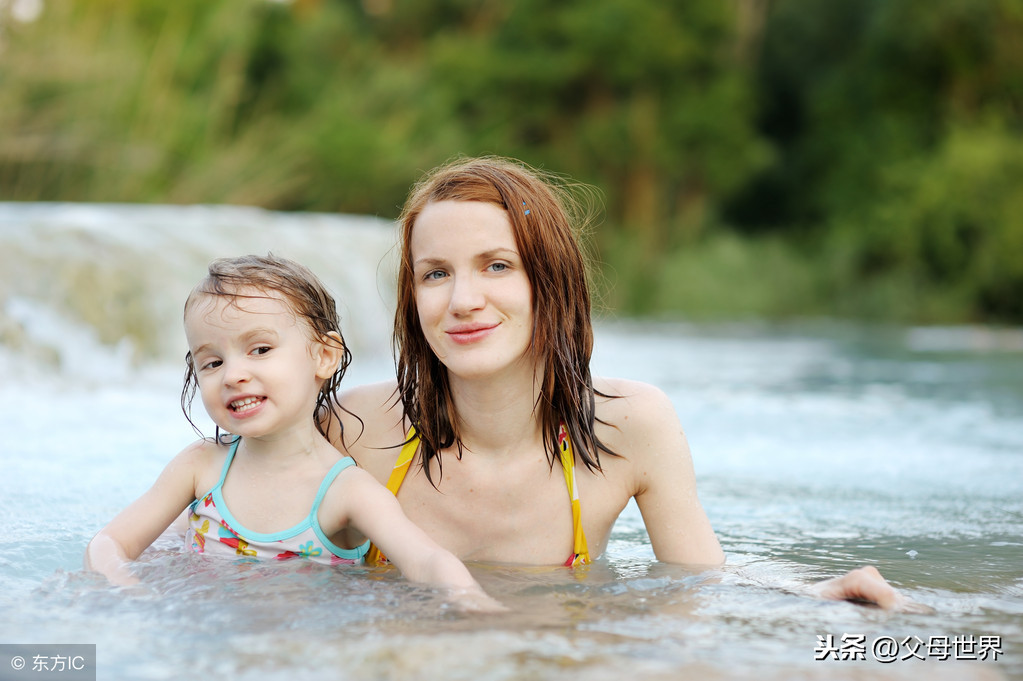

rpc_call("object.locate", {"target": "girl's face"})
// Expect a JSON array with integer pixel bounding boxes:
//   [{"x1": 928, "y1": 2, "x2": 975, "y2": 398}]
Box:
[
  {"x1": 410, "y1": 200, "x2": 534, "y2": 382},
  {"x1": 184, "y1": 288, "x2": 336, "y2": 441}
]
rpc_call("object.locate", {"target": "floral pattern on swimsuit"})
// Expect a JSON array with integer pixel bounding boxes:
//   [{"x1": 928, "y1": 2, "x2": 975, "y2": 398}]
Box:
[{"x1": 185, "y1": 438, "x2": 369, "y2": 566}]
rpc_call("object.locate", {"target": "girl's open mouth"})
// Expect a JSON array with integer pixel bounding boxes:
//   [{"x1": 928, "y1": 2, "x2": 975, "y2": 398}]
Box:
[{"x1": 229, "y1": 396, "x2": 265, "y2": 413}]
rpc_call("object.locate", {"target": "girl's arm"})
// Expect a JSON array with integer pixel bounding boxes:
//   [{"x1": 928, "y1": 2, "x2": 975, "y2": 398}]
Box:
[
  {"x1": 84, "y1": 441, "x2": 207, "y2": 585},
  {"x1": 336, "y1": 466, "x2": 504, "y2": 612}
]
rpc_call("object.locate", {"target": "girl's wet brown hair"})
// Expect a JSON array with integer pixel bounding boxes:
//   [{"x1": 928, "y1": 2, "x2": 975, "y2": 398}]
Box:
[
  {"x1": 181, "y1": 253, "x2": 353, "y2": 442},
  {"x1": 395, "y1": 156, "x2": 616, "y2": 484}
]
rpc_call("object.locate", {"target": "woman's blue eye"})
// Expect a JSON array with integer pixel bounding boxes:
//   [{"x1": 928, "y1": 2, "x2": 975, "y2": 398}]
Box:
[
  {"x1": 424, "y1": 270, "x2": 446, "y2": 281},
  {"x1": 488, "y1": 262, "x2": 508, "y2": 272}
]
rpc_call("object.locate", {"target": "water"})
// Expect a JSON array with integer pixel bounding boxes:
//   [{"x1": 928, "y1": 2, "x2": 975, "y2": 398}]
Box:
[{"x1": 1, "y1": 203, "x2": 1021, "y2": 680}]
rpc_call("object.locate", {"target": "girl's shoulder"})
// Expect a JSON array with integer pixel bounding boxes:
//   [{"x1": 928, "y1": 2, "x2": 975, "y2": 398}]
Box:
[
  {"x1": 180, "y1": 435, "x2": 236, "y2": 458},
  {"x1": 169, "y1": 437, "x2": 233, "y2": 491},
  {"x1": 170, "y1": 437, "x2": 223, "y2": 466}
]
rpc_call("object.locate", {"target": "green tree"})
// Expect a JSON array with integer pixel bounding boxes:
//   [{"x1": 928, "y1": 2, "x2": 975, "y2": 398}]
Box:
[
  {"x1": 730, "y1": 0, "x2": 1023, "y2": 321},
  {"x1": 411, "y1": 0, "x2": 769, "y2": 251}
]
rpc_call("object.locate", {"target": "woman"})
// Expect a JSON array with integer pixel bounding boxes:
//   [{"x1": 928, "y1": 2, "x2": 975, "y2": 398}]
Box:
[{"x1": 332, "y1": 156, "x2": 905, "y2": 606}]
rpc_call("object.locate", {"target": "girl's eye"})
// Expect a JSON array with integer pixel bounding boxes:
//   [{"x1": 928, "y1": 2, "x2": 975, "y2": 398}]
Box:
[
  {"x1": 252, "y1": 346, "x2": 272, "y2": 356},
  {"x1": 200, "y1": 359, "x2": 222, "y2": 371}
]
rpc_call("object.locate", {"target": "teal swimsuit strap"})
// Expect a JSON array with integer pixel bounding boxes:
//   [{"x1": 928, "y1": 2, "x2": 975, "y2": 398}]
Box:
[
  {"x1": 309, "y1": 457, "x2": 357, "y2": 516},
  {"x1": 201, "y1": 441, "x2": 368, "y2": 558},
  {"x1": 216, "y1": 438, "x2": 357, "y2": 521},
  {"x1": 310, "y1": 457, "x2": 369, "y2": 559},
  {"x1": 213, "y1": 436, "x2": 242, "y2": 489}
]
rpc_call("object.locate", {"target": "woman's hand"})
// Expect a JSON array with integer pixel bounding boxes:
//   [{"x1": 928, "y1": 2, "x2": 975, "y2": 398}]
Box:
[{"x1": 809, "y1": 566, "x2": 933, "y2": 612}]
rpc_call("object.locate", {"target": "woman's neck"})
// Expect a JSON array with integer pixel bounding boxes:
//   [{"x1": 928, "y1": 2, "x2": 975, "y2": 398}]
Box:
[{"x1": 447, "y1": 364, "x2": 543, "y2": 457}]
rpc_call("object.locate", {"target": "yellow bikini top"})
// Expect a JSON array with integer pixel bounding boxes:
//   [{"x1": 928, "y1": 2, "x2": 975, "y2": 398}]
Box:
[{"x1": 364, "y1": 423, "x2": 590, "y2": 567}]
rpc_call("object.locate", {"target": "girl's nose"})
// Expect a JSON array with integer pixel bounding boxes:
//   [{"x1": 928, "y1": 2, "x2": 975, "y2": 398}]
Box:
[{"x1": 222, "y1": 358, "x2": 251, "y2": 386}]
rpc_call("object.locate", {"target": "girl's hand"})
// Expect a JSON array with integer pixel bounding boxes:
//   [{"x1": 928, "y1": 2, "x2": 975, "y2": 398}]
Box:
[
  {"x1": 445, "y1": 586, "x2": 508, "y2": 614},
  {"x1": 84, "y1": 440, "x2": 210, "y2": 586},
  {"x1": 83, "y1": 533, "x2": 141, "y2": 587}
]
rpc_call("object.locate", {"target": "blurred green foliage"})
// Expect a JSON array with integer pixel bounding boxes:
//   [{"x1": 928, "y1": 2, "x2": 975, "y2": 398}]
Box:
[{"x1": 1, "y1": 0, "x2": 1020, "y2": 322}]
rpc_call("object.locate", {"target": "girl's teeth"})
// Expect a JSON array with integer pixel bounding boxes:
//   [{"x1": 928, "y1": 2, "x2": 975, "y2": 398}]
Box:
[{"x1": 231, "y1": 397, "x2": 261, "y2": 411}]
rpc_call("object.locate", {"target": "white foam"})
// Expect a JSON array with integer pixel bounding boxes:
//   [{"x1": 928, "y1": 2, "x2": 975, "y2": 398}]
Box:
[{"x1": 0, "y1": 202, "x2": 398, "y2": 374}]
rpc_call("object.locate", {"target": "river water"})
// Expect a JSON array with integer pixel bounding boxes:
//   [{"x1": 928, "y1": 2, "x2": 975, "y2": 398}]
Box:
[{"x1": 1, "y1": 203, "x2": 1020, "y2": 680}]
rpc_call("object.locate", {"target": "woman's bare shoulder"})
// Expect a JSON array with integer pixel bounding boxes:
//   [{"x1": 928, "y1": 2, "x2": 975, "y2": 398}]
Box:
[
  {"x1": 335, "y1": 380, "x2": 407, "y2": 467},
  {"x1": 594, "y1": 376, "x2": 676, "y2": 419},
  {"x1": 339, "y1": 379, "x2": 401, "y2": 414},
  {"x1": 593, "y1": 376, "x2": 684, "y2": 452}
]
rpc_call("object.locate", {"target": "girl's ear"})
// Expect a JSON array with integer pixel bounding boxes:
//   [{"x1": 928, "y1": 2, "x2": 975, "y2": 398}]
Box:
[{"x1": 314, "y1": 331, "x2": 346, "y2": 380}]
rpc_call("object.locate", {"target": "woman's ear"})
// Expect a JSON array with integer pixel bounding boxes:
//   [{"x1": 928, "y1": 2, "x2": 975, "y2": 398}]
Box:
[{"x1": 314, "y1": 331, "x2": 346, "y2": 380}]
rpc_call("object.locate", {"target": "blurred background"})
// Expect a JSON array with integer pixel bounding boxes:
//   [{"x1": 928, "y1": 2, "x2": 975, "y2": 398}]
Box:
[{"x1": 2, "y1": 0, "x2": 1021, "y2": 324}]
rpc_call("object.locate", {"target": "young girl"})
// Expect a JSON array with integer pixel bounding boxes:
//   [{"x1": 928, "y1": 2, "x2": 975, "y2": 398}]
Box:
[{"x1": 85, "y1": 254, "x2": 498, "y2": 610}]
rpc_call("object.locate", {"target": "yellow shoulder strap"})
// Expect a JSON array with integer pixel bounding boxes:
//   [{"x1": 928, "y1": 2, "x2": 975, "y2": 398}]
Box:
[
  {"x1": 364, "y1": 427, "x2": 419, "y2": 566},
  {"x1": 384, "y1": 426, "x2": 419, "y2": 495},
  {"x1": 558, "y1": 423, "x2": 591, "y2": 567},
  {"x1": 367, "y1": 424, "x2": 591, "y2": 567}
]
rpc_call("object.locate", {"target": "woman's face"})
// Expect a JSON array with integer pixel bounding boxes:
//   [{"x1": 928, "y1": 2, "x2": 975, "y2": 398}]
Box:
[{"x1": 410, "y1": 200, "x2": 534, "y2": 382}]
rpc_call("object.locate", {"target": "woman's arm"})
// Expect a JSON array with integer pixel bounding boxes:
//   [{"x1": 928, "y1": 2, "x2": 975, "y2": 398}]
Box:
[
  {"x1": 601, "y1": 380, "x2": 726, "y2": 566},
  {"x1": 84, "y1": 441, "x2": 208, "y2": 585},
  {"x1": 603, "y1": 379, "x2": 917, "y2": 610}
]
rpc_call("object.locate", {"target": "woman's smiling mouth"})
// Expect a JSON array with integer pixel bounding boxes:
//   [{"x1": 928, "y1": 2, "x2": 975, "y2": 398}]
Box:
[{"x1": 446, "y1": 323, "x2": 498, "y2": 345}]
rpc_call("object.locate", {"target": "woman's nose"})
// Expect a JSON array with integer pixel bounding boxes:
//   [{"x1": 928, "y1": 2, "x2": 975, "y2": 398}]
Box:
[{"x1": 447, "y1": 274, "x2": 485, "y2": 315}]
